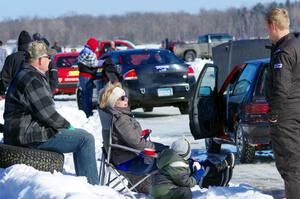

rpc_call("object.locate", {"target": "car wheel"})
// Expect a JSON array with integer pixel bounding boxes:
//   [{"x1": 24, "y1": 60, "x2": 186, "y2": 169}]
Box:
[
  {"x1": 76, "y1": 88, "x2": 83, "y2": 110},
  {"x1": 205, "y1": 138, "x2": 221, "y2": 153},
  {"x1": 184, "y1": 51, "x2": 196, "y2": 62},
  {"x1": 143, "y1": 107, "x2": 153, "y2": 112},
  {"x1": 179, "y1": 103, "x2": 189, "y2": 114},
  {"x1": 236, "y1": 124, "x2": 255, "y2": 163}
]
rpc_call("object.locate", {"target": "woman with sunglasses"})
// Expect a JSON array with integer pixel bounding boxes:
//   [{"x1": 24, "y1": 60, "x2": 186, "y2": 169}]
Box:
[{"x1": 99, "y1": 82, "x2": 167, "y2": 193}]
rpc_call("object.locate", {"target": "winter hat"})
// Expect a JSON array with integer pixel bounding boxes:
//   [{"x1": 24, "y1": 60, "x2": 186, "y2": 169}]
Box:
[
  {"x1": 18, "y1": 30, "x2": 32, "y2": 51},
  {"x1": 28, "y1": 40, "x2": 55, "y2": 59},
  {"x1": 171, "y1": 138, "x2": 191, "y2": 160},
  {"x1": 108, "y1": 86, "x2": 125, "y2": 107},
  {"x1": 86, "y1": 37, "x2": 99, "y2": 52},
  {"x1": 32, "y1": 33, "x2": 41, "y2": 41}
]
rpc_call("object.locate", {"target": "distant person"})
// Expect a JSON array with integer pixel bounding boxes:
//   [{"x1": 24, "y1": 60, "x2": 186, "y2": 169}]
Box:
[
  {"x1": 107, "y1": 41, "x2": 117, "y2": 52},
  {"x1": 78, "y1": 37, "x2": 102, "y2": 117},
  {"x1": 0, "y1": 30, "x2": 32, "y2": 100},
  {"x1": 265, "y1": 8, "x2": 300, "y2": 199},
  {"x1": 0, "y1": 40, "x2": 7, "y2": 71},
  {"x1": 51, "y1": 41, "x2": 62, "y2": 53},
  {"x1": 3, "y1": 40, "x2": 98, "y2": 185}
]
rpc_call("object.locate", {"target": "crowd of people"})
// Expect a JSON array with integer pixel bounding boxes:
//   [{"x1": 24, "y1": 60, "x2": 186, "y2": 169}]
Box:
[{"x1": 0, "y1": 6, "x2": 297, "y2": 199}]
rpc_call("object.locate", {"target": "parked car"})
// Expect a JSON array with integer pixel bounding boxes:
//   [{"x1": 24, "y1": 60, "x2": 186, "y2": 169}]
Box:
[
  {"x1": 77, "y1": 49, "x2": 196, "y2": 114},
  {"x1": 171, "y1": 33, "x2": 233, "y2": 62},
  {"x1": 189, "y1": 59, "x2": 270, "y2": 163},
  {"x1": 52, "y1": 52, "x2": 79, "y2": 94}
]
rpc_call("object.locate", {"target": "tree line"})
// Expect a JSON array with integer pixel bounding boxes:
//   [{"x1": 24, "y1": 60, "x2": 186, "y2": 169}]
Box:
[{"x1": 0, "y1": 1, "x2": 298, "y2": 47}]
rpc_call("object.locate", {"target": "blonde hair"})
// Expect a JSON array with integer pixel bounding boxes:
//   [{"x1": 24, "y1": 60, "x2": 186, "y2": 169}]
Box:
[
  {"x1": 99, "y1": 82, "x2": 122, "y2": 108},
  {"x1": 265, "y1": 8, "x2": 290, "y2": 30}
]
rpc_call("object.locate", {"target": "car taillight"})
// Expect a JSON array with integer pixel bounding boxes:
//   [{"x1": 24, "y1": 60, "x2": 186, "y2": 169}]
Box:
[
  {"x1": 244, "y1": 103, "x2": 269, "y2": 114},
  {"x1": 123, "y1": 69, "x2": 138, "y2": 80},
  {"x1": 188, "y1": 66, "x2": 194, "y2": 76}
]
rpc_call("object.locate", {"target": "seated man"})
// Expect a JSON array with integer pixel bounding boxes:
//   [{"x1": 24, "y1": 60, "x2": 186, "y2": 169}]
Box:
[
  {"x1": 3, "y1": 40, "x2": 98, "y2": 185},
  {"x1": 151, "y1": 138, "x2": 235, "y2": 199}
]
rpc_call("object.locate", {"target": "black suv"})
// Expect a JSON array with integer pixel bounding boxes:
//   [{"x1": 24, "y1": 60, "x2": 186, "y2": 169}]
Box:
[
  {"x1": 189, "y1": 59, "x2": 270, "y2": 163},
  {"x1": 77, "y1": 49, "x2": 196, "y2": 114}
]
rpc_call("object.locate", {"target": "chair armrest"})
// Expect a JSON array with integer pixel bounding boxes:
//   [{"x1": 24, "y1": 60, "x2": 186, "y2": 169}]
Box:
[{"x1": 110, "y1": 144, "x2": 142, "y2": 155}]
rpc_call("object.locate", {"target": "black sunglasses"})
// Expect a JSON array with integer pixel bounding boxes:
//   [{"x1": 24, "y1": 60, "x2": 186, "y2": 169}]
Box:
[{"x1": 119, "y1": 95, "x2": 128, "y2": 101}]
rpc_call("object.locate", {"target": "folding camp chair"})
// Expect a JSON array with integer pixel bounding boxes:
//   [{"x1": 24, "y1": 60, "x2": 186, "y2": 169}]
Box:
[{"x1": 98, "y1": 108, "x2": 158, "y2": 198}]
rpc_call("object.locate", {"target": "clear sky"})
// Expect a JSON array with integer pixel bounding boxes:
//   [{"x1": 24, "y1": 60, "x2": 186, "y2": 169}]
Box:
[{"x1": 0, "y1": 0, "x2": 287, "y2": 21}]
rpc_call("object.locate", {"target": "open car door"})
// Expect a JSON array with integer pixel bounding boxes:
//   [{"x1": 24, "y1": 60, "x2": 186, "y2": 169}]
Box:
[{"x1": 189, "y1": 63, "x2": 219, "y2": 140}]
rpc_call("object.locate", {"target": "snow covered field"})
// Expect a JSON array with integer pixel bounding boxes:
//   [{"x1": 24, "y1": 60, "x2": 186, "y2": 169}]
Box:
[
  {"x1": 0, "y1": 58, "x2": 285, "y2": 199},
  {"x1": 0, "y1": 97, "x2": 285, "y2": 199}
]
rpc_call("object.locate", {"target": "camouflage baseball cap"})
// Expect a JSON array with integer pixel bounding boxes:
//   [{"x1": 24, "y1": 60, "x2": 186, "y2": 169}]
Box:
[{"x1": 28, "y1": 40, "x2": 55, "y2": 59}]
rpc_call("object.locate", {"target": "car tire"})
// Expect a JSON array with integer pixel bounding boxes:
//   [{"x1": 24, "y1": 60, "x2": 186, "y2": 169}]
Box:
[
  {"x1": 76, "y1": 88, "x2": 83, "y2": 110},
  {"x1": 205, "y1": 138, "x2": 221, "y2": 153},
  {"x1": 143, "y1": 107, "x2": 153, "y2": 112},
  {"x1": 184, "y1": 51, "x2": 196, "y2": 62},
  {"x1": 236, "y1": 124, "x2": 255, "y2": 163},
  {"x1": 179, "y1": 103, "x2": 189, "y2": 114},
  {"x1": 0, "y1": 144, "x2": 64, "y2": 173}
]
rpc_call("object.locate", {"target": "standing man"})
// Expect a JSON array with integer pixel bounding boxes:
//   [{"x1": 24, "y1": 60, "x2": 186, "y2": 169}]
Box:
[
  {"x1": 265, "y1": 8, "x2": 300, "y2": 199},
  {"x1": 0, "y1": 40, "x2": 7, "y2": 71},
  {"x1": 0, "y1": 30, "x2": 32, "y2": 100},
  {"x1": 3, "y1": 40, "x2": 98, "y2": 185},
  {"x1": 78, "y1": 37, "x2": 102, "y2": 117}
]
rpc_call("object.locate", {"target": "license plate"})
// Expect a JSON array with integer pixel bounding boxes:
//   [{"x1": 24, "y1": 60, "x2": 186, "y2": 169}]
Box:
[
  {"x1": 68, "y1": 71, "x2": 79, "y2": 76},
  {"x1": 157, "y1": 88, "x2": 173, "y2": 97}
]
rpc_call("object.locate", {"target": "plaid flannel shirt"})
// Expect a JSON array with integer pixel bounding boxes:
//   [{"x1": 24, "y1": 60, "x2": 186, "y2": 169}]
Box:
[
  {"x1": 3, "y1": 64, "x2": 70, "y2": 145},
  {"x1": 78, "y1": 46, "x2": 100, "y2": 67}
]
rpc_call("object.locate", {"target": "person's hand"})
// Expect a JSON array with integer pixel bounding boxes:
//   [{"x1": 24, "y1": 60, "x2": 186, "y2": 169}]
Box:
[{"x1": 267, "y1": 110, "x2": 278, "y2": 123}]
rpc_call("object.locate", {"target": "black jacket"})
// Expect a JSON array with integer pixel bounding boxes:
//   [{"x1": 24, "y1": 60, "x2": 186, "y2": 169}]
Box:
[
  {"x1": 267, "y1": 33, "x2": 300, "y2": 117},
  {"x1": 4, "y1": 63, "x2": 70, "y2": 146},
  {"x1": 0, "y1": 30, "x2": 31, "y2": 95}
]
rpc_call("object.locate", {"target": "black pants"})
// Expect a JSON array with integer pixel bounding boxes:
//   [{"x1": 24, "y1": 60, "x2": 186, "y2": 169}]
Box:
[{"x1": 271, "y1": 105, "x2": 300, "y2": 199}]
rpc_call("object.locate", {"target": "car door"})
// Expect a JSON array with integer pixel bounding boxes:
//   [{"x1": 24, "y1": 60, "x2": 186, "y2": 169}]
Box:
[{"x1": 189, "y1": 63, "x2": 219, "y2": 140}]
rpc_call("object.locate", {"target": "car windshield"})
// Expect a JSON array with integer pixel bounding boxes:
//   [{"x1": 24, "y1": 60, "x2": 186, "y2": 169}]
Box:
[
  {"x1": 232, "y1": 63, "x2": 259, "y2": 96},
  {"x1": 56, "y1": 56, "x2": 78, "y2": 68},
  {"x1": 119, "y1": 50, "x2": 184, "y2": 66}
]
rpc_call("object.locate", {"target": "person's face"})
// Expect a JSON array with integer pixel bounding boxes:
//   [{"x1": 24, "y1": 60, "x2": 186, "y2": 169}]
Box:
[
  {"x1": 265, "y1": 21, "x2": 277, "y2": 43},
  {"x1": 38, "y1": 55, "x2": 51, "y2": 73},
  {"x1": 114, "y1": 95, "x2": 128, "y2": 108}
]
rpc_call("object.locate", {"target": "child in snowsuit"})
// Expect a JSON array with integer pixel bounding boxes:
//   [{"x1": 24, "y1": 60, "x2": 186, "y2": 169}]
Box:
[{"x1": 150, "y1": 138, "x2": 235, "y2": 199}]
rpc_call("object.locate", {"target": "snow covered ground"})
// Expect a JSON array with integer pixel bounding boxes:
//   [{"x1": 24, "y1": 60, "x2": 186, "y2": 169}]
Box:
[
  {"x1": 0, "y1": 97, "x2": 284, "y2": 199},
  {"x1": 0, "y1": 58, "x2": 284, "y2": 199}
]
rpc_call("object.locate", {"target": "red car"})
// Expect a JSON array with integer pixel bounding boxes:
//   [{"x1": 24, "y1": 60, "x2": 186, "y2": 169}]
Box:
[{"x1": 53, "y1": 52, "x2": 79, "y2": 94}]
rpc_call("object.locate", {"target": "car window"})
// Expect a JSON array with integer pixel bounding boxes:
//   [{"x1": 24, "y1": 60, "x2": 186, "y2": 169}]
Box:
[
  {"x1": 120, "y1": 50, "x2": 183, "y2": 66},
  {"x1": 56, "y1": 56, "x2": 78, "y2": 68},
  {"x1": 232, "y1": 63, "x2": 258, "y2": 96},
  {"x1": 115, "y1": 43, "x2": 129, "y2": 50},
  {"x1": 254, "y1": 64, "x2": 268, "y2": 98},
  {"x1": 198, "y1": 66, "x2": 216, "y2": 97},
  {"x1": 198, "y1": 35, "x2": 208, "y2": 43}
]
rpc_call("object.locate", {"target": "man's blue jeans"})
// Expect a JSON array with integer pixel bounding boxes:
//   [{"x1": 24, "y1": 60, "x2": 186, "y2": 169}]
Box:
[
  {"x1": 36, "y1": 128, "x2": 98, "y2": 185},
  {"x1": 79, "y1": 76, "x2": 94, "y2": 118}
]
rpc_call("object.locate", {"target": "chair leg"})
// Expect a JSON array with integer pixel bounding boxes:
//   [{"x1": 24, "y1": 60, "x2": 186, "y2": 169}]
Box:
[{"x1": 99, "y1": 153, "x2": 106, "y2": 185}]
